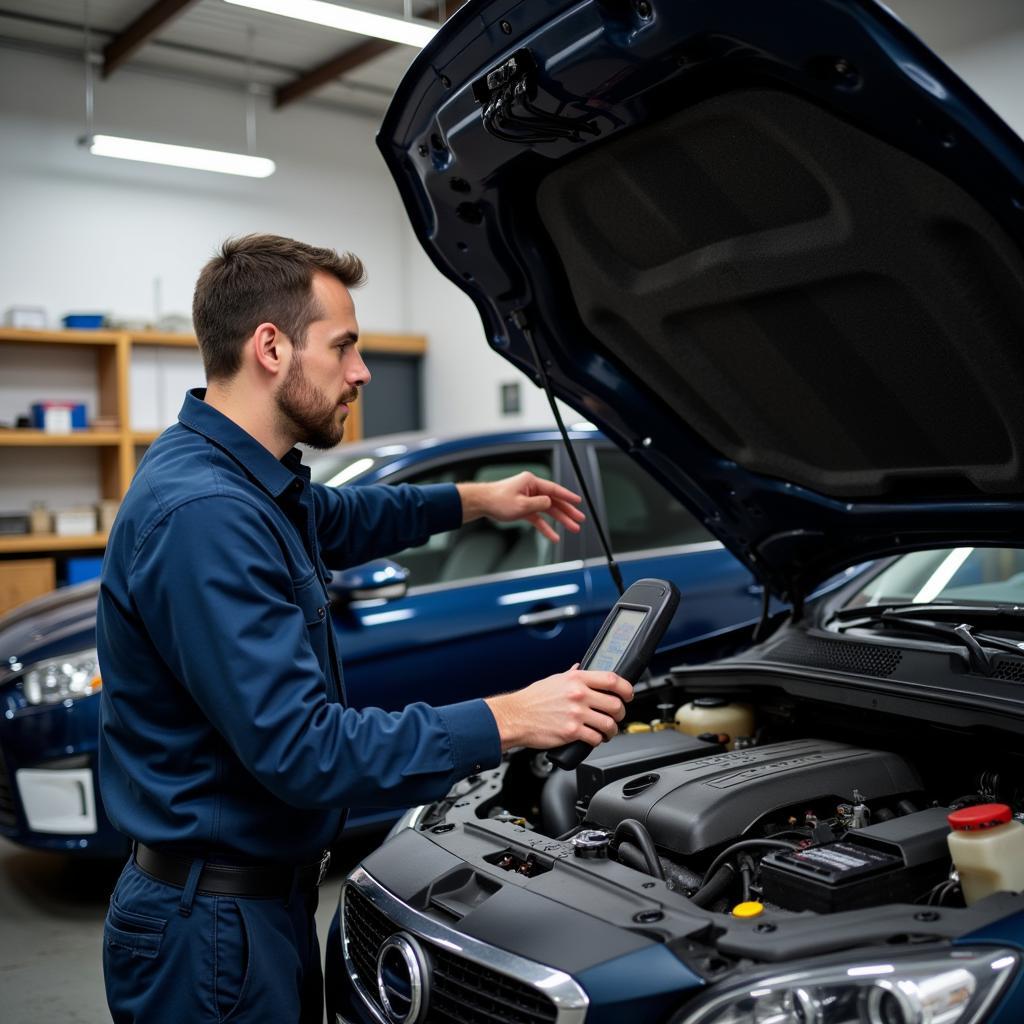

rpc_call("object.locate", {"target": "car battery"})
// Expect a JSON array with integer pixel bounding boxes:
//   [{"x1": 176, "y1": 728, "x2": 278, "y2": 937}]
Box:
[{"x1": 761, "y1": 806, "x2": 953, "y2": 913}]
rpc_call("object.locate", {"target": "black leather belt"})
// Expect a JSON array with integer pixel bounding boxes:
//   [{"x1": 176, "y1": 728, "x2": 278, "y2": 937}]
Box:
[{"x1": 134, "y1": 843, "x2": 331, "y2": 899}]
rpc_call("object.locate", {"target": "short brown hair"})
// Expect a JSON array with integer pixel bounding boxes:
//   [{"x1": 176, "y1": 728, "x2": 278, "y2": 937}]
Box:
[{"x1": 192, "y1": 234, "x2": 366, "y2": 380}]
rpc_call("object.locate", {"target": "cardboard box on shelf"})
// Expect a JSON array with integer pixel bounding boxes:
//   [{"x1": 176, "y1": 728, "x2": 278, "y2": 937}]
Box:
[
  {"x1": 55, "y1": 508, "x2": 97, "y2": 536},
  {"x1": 0, "y1": 559, "x2": 56, "y2": 615}
]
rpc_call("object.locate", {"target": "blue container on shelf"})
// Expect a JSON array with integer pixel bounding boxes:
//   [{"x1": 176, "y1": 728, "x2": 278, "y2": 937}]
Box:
[
  {"x1": 61, "y1": 314, "x2": 106, "y2": 329},
  {"x1": 64, "y1": 557, "x2": 104, "y2": 585},
  {"x1": 30, "y1": 402, "x2": 88, "y2": 431}
]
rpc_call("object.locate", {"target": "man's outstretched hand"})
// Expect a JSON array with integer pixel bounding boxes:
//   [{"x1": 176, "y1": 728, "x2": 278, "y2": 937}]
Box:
[
  {"x1": 485, "y1": 666, "x2": 634, "y2": 752},
  {"x1": 457, "y1": 471, "x2": 585, "y2": 542}
]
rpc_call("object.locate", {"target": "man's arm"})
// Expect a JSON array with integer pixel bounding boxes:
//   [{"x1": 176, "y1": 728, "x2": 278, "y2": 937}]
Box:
[
  {"x1": 313, "y1": 470, "x2": 585, "y2": 569},
  {"x1": 312, "y1": 481, "x2": 462, "y2": 568},
  {"x1": 129, "y1": 496, "x2": 630, "y2": 811}
]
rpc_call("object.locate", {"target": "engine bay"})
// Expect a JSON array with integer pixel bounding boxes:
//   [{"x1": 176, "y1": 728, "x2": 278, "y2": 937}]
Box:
[{"x1": 410, "y1": 677, "x2": 1024, "y2": 933}]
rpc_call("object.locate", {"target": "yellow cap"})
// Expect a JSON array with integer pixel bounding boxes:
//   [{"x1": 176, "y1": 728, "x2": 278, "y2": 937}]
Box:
[
  {"x1": 731, "y1": 901, "x2": 765, "y2": 919},
  {"x1": 625, "y1": 722, "x2": 653, "y2": 733}
]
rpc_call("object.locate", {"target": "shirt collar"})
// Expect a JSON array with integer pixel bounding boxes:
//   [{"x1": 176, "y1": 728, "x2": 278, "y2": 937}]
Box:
[{"x1": 177, "y1": 388, "x2": 307, "y2": 498}]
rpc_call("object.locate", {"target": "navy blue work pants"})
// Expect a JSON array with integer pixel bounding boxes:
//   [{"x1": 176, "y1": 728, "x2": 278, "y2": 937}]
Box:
[{"x1": 103, "y1": 858, "x2": 323, "y2": 1023}]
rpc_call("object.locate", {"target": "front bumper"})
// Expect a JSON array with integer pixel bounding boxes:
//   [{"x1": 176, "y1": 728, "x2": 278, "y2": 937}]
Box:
[{"x1": 341, "y1": 865, "x2": 589, "y2": 1024}]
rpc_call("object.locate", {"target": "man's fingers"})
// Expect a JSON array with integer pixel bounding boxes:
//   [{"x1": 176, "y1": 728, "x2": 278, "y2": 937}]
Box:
[
  {"x1": 574, "y1": 671, "x2": 634, "y2": 703},
  {"x1": 547, "y1": 500, "x2": 584, "y2": 532},
  {"x1": 530, "y1": 477, "x2": 582, "y2": 506},
  {"x1": 582, "y1": 709, "x2": 619, "y2": 742},
  {"x1": 577, "y1": 724, "x2": 608, "y2": 748},
  {"x1": 526, "y1": 513, "x2": 559, "y2": 543}
]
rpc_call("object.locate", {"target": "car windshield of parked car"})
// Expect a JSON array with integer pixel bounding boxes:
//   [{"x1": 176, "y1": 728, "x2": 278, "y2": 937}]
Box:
[
  {"x1": 308, "y1": 453, "x2": 377, "y2": 487},
  {"x1": 845, "y1": 548, "x2": 1024, "y2": 608}
]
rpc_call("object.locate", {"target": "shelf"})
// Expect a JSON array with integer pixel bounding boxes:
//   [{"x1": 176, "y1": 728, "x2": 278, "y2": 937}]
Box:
[
  {"x1": 130, "y1": 332, "x2": 197, "y2": 347},
  {"x1": 0, "y1": 430, "x2": 122, "y2": 446},
  {"x1": 0, "y1": 533, "x2": 108, "y2": 555},
  {"x1": 0, "y1": 327, "x2": 121, "y2": 346},
  {"x1": 0, "y1": 327, "x2": 428, "y2": 571}
]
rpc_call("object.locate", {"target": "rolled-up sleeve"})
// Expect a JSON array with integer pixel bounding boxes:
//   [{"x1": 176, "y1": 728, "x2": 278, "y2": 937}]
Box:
[
  {"x1": 127, "y1": 495, "x2": 500, "y2": 810},
  {"x1": 312, "y1": 482, "x2": 462, "y2": 568}
]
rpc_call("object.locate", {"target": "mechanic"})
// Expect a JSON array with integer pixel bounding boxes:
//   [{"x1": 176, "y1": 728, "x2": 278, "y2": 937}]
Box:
[{"x1": 96, "y1": 233, "x2": 633, "y2": 1024}]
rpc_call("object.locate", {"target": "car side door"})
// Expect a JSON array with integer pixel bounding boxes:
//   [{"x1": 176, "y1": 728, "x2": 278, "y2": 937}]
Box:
[
  {"x1": 578, "y1": 445, "x2": 764, "y2": 657},
  {"x1": 336, "y1": 443, "x2": 591, "y2": 713}
]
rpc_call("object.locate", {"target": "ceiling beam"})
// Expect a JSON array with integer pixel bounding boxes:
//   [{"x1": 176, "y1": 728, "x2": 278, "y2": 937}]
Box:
[
  {"x1": 274, "y1": 0, "x2": 469, "y2": 110},
  {"x1": 275, "y1": 37, "x2": 396, "y2": 109},
  {"x1": 103, "y1": 0, "x2": 200, "y2": 78}
]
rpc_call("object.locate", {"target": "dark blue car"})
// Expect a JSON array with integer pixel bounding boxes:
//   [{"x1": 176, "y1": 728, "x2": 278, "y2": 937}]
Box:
[
  {"x1": 0, "y1": 425, "x2": 773, "y2": 857},
  {"x1": 327, "y1": 1, "x2": 1024, "y2": 1023}
]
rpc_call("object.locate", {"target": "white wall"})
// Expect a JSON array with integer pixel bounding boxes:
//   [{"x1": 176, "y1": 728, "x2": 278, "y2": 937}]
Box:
[
  {"x1": 0, "y1": 49, "x2": 410, "y2": 332},
  {"x1": 2, "y1": 19, "x2": 1024, "y2": 513},
  {"x1": 403, "y1": 235, "x2": 577, "y2": 435}
]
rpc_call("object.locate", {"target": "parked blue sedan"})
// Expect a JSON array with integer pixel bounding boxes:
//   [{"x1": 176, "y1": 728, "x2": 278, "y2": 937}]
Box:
[{"x1": 0, "y1": 425, "x2": 768, "y2": 857}]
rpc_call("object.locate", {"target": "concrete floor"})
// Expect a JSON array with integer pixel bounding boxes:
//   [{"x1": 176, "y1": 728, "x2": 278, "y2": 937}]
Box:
[{"x1": 0, "y1": 837, "x2": 357, "y2": 1024}]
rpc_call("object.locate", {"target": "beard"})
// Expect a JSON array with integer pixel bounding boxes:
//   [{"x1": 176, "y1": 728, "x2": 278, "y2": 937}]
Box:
[{"x1": 275, "y1": 353, "x2": 352, "y2": 450}]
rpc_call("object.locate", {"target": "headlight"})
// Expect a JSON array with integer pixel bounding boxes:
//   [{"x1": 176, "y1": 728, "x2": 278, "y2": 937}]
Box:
[
  {"x1": 20, "y1": 650, "x2": 101, "y2": 705},
  {"x1": 677, "y1": 948, "x2": 1017, "y2": 1024}
]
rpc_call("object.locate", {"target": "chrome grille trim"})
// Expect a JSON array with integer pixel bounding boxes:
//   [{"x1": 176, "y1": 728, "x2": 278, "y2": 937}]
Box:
[{"x1": 341, "y1": 865, "x2": 589, "y2": 1024}]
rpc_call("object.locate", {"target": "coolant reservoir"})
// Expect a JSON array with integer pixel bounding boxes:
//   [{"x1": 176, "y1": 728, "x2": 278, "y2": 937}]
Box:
[
  {"x1": 674, "y1": 698, "x2": 754, "y2": 750},
  {"x1": 947, "y1": 803, "x2": 1024, "y2": 905}
]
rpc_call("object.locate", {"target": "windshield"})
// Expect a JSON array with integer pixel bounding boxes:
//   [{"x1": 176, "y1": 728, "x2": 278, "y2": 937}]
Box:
[
  {"x1": 847, "y1": 548, "x2": 1024, "y2": 608},
  {"x1": 308, "y1": 453, "x2": 377, "y2": 487}
]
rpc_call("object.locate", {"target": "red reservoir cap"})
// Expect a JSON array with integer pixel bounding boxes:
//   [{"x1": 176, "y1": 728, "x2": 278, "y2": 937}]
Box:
[{"x1": 948, "y1": 803, "x2": 1013, "y2": 831}]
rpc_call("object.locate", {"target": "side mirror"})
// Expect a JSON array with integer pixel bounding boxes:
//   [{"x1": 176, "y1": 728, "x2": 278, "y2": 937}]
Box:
[{"x1": 328, "y1": 559, "x2": 409, "y2": 603}]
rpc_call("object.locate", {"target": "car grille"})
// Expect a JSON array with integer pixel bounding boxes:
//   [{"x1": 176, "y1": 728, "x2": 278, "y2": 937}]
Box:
[
  {"x1": 344, "y1": 884, "x2": 560, "y2": 1024},
  {"x1": 0, "y1": 749, "x2": 17, "y2": 826},
  {"x1": 991, "y1": 657, "x2": 1024, "y2": 683}
]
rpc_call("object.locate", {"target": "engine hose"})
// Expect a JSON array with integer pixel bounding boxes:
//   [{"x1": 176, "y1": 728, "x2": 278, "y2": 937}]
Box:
[
  {"x1": 616, "y1": 841, "x2": 649, "y2": 874},
  {"x1": 696, "y1": 839, "x2": 798, "y2": 896},
  {"x1": 739, "y1": 857, "x2": 754, "y2": 902},
  {"x1": 540, "y1": 767, "x2": 578, "y2": 838},
  {"x1": 689, "y1": 864, "x2": 736, "y2": 908},
  {"x1": 612, "y1": 819, "x2": 665, "y2": 881}
]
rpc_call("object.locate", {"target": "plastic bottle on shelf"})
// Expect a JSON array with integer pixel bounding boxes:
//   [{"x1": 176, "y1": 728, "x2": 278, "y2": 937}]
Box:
[{"x1": 946, "y1": 803, "x2": 1024, "y2": 905}]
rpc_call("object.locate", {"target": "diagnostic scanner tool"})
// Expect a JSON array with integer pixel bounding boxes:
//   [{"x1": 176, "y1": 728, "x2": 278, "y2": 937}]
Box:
[{"x1": 548, "y1": 578, "x2": 680, "y2": 770}]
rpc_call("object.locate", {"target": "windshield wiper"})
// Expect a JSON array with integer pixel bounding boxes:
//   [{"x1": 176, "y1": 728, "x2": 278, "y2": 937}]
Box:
[
  {"x1": 831, "y1": 603, "x2": 1024, "y2": 676},
  {"x1": 832, "y1": 603, "x2": 1024, "y2": 625}
]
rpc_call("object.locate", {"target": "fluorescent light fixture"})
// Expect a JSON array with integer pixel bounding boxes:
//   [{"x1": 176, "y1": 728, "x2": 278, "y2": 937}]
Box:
[
  {"x1": 223, "y1": 0, "x2": 437, "y2": 48},
  {"x1": 87, "y1": 134, "x2": 275, "y2": 178}
]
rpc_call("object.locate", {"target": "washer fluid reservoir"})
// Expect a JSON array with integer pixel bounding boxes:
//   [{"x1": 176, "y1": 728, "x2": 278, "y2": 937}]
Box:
[
  {"x1": 947, "y1": 803, "x2": 1024, "y2": 905},
  {"x1": 675, "y1": 699, "x2": 754, "y2": 750}
]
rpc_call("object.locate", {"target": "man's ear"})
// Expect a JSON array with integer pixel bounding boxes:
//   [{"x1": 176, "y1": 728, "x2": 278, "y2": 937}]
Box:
[{"x1": 250, "y1": 322, "x2": 289, "y2": 377}]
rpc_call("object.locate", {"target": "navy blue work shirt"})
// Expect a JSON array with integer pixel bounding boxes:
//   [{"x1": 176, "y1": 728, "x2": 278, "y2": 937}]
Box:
[{"x1": 97, "y1": 389, "x2": 501, "y2": 863}]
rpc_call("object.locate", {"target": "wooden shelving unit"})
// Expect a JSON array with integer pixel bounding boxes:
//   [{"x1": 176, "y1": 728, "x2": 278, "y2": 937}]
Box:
[
  {"x1": 0, "y1": 533, "x2": 108, "y2": 555},
  {"x1": 0, "y1": 327, "x2": 427, "y2": 559}
]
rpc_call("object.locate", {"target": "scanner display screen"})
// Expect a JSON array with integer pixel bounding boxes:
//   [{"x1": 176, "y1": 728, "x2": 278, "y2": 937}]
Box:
[{"x1": 588, "y1": 608, "x2": 647, "y2": 671}]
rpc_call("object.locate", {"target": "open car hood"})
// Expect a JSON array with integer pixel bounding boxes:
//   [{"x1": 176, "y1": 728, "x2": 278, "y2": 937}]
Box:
[{"x1": 379, "y1": 0, "x2": 1024, "y2": 603}]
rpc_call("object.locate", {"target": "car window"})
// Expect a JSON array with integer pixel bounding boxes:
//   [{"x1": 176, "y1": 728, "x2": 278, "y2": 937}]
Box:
[
  {"x1": 388, "y1": 450, "x2": 556, "y2": 586},
  {"x1": 595, "y1": 447, "x2": 712, "y2": 553},
  {"x1": 846, "y1": 547, "x2": 1024, "y2": 608},
  {"x1": 308, "y1": 452, "x2": 377, "y2": 487}
]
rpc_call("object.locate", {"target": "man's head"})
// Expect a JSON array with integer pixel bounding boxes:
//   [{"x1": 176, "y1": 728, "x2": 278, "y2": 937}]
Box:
[{"x1": 193, "y1": 234, "x2": 370, "y2": 449}]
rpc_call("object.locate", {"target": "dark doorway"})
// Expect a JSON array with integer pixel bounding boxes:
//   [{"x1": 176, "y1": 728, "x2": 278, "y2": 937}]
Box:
[{"x1": 362, "y1": 354, "x2": 423, "y2": 437}]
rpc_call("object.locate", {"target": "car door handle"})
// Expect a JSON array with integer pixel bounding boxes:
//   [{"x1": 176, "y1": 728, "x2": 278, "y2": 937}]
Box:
[{"x1": 518, "y1": 605, "x2": 581, "y2": 627}]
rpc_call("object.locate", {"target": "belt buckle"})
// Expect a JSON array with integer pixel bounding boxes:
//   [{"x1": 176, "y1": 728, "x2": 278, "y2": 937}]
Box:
[{"x1": 316, "y1": 849, "x2": 332, "y2": 887}]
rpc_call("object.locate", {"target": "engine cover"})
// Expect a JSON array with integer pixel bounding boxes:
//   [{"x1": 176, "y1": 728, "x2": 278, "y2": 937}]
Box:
[{"x1": 586, "y1": 739, "x2": 922, "y2": 855}]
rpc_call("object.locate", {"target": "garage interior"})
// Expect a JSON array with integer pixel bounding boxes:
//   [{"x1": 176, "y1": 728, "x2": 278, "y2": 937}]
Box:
[{"x1": 2, "y1": 1, "x2": 1024, "y2": 1022}]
